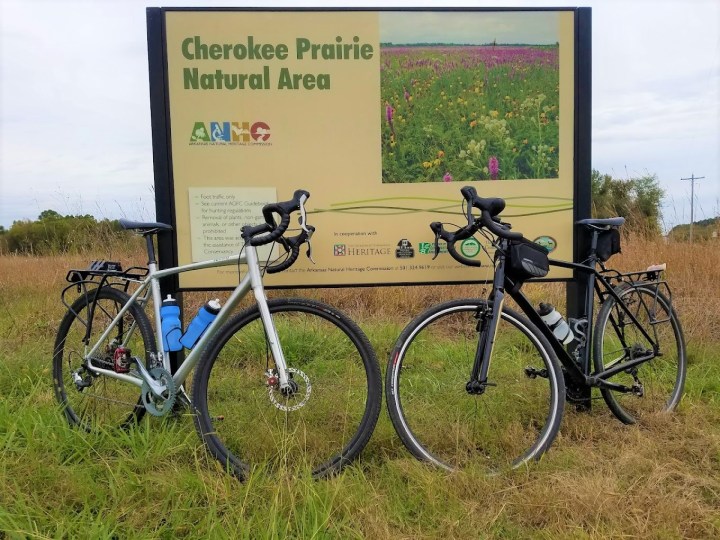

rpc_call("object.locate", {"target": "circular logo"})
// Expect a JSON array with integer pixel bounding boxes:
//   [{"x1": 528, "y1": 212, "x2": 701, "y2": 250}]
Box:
[
  {"x1": 250, "y1": 121, "x2": 271, "y2": 141},
  {"x1": 460, "y1": 238, "x2": 481, "y2": 257},
  {"x1": 533, "y1": 236, "x2": 557, "y2": 253}
]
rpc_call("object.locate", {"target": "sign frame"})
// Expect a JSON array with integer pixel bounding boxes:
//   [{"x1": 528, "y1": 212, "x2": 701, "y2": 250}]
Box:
[{"x1": 146, "y1": 6, "x2": 591, "y2": 291}]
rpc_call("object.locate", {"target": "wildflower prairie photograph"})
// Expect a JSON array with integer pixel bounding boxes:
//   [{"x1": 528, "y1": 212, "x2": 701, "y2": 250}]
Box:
[{"x1": 380, "y1": 12, "x2": 561, "y2": 184}]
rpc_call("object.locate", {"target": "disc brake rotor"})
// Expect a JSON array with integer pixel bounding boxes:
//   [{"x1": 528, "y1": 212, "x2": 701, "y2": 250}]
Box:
[
  {"x1": 141, "y1": 367, "x2": 176, "y2": 417},
  {"x1": 268, "y1": 368, "x2": 311, "y2": 412}
]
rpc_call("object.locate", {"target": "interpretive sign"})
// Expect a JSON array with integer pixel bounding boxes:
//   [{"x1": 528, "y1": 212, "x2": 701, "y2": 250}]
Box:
[{"x1": 147, "y1": 8, "x2": 591, "y2": 289}]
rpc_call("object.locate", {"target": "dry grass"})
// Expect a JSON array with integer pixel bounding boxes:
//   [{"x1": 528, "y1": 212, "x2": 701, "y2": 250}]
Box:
[
  {"x1": 1, "y1": 234, "x2": 719, "y2": 538},
  {"x1": 298, "y1": 234, "x2": 720, "y2": 344}
]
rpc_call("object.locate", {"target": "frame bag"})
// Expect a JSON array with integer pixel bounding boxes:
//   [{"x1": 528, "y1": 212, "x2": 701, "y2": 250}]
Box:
[{"x1": 507, "y1": 239, "x2": 550, "y2": 281}]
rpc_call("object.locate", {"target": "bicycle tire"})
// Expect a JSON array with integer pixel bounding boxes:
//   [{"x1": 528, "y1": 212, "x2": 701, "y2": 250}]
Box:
[
  {"x1": 192, "y1": 298, "x2": 382, "y2": 479},
  {"x1": 593, "y1": 283, "x2": 686, "y2": 424},
  {"x1": 52, "y1": 286, "x2": 155, "y2": 429},
  {"x1": 386, "y1": 298, "x2": 565, "y2": 472}
]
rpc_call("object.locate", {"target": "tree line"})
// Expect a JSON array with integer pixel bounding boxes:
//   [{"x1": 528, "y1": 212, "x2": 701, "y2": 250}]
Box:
[
  {"x1": 590, "y1": 170, "x2": 664, "y2": 236},
  {"x1": 0, "y1": 170, "x2": 713, "y2": 255},
  {"x1": 0, "y1": 210, "x2": 141, "y2": 255}
]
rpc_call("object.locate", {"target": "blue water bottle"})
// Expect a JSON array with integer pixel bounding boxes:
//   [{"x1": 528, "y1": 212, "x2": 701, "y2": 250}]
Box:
[
  {"x1": 160, "y1": 295, "x2": 183, "y2": 352},
  {"x1": 180, "y1": 299, "x2": 221, "y2": 349}
]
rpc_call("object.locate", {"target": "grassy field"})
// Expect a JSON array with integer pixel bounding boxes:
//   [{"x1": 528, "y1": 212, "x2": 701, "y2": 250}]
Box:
[{"x1": 1, "y1": 236, "x2": 719, "y2": 538}]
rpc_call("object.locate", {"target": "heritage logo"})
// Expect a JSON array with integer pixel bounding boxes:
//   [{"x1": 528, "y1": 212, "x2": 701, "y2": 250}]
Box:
[
  {"x1": 333, "y1": 244, "x2": 392, "y2": 256},
  {"x1": 190, "y1": 121, "x2": 271, "y2": 144}
]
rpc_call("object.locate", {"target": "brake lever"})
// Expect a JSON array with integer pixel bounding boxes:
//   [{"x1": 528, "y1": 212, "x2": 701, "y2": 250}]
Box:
[
  {"x1": 299, "y1": 194, "x2": 310, "y2": 232},
  {"x1": 432, "y1": 229, "x2": 441, "y2": 260},
  {"x1": 298, "y1": 197, "x2": 315, "y2": 264}
]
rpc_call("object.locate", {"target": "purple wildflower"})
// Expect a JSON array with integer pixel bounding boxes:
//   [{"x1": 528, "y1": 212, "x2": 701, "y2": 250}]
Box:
[
  {"x1": 443, "y1": 172, "x2": 453, "y2": 183},
  {"x1": 385, "y1": 101, "x2": 396, "y2": 139},
  {"x1": 488, "y1": 156, "x2": 499, "y2": 179}
]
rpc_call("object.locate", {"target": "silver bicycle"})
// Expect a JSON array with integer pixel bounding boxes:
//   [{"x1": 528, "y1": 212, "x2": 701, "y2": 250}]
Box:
[{"x1": 53, "y1": 190, "x2": 382, "y2": 479}]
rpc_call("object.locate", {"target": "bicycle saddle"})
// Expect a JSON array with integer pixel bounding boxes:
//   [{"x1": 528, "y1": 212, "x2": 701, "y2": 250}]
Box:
[
  {"x1": 119, "y1": 218, "x2": 173, "y2": 232},
  {"x1": 575, "y1": 217, "x2": 625, "y2": 229}
]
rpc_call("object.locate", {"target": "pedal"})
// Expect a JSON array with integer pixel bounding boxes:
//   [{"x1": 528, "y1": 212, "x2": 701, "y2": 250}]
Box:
[{"x1": 524, "y1": 366, "x2": 548, "y2": 379}]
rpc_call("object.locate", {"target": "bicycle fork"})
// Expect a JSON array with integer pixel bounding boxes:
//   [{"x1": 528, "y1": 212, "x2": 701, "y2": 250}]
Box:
[
  {"x1": 245, "y1": 246, "x2": 293, "y2": 392},
  {"x1": 467, "y1": 274, "x2": 506, "y2": 395}
]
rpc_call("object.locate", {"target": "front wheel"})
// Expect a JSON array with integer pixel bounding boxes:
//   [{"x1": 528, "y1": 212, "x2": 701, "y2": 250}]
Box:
[
  {"x1": 593, "y1": 284, "x2": 686, "y2": 424},
  {"x1": 192, "y1": 298, "x2": 382, "y2": 479},
  {"x1": 386, "y1": 299, "x2": 565, "y2": 473}
]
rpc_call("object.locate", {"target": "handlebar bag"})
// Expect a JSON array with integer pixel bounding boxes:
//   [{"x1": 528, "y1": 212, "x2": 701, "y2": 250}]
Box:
[
  {"x1": 595, "y1": 228, "x2": 621, "y2": 262},
  {"x1": 506, "y1": 239, "x2": 550, "y2": 281}
]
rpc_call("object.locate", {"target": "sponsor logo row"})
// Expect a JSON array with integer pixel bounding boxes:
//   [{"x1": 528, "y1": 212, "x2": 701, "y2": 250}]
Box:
[{"x1": 333, "y1": 236, "x2": 557, "y2": 260}]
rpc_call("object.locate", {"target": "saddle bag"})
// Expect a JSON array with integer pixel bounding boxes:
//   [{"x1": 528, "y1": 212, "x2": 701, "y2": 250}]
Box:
[{"x1": 596, "y1": 228, "x2": 621, "y2": 262}]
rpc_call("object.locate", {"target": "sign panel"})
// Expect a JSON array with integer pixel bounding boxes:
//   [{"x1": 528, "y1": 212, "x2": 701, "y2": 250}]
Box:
[{"x1": 148, "y1": 8, "x2": 590, "y2": 288}]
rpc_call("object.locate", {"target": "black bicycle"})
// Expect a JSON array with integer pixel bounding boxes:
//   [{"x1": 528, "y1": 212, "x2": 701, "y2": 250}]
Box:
[{"x1": 386, "y1": 186, "x2": 686, "y2": 472}]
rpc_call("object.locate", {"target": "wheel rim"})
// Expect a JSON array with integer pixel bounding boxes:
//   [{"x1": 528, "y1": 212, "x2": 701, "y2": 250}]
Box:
[
  {"x1": 201, "y1": 304, "x2": 375, "y2": 475},
  {"x1": 597, "y1": 287, "x2": 684, "y2": 422},
  {"x1": 55, "y1": 292, "x2": 150, "y2": 429},
  {"x1": 390, "y1": 303, "x2": 562, "y2": 472}
]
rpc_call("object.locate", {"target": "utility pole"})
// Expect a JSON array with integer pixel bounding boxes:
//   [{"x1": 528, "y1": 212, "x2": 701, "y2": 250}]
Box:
[{"x1": 681, "y1": 173, "x2": 705, "y2": 243}]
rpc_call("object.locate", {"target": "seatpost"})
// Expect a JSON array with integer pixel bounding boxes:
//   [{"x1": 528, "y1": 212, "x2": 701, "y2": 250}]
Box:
[
  {"x1": 145, "y1": 233, "x2": 157, "y2": 265},
  {"x1": 567, "y1": 224, "x2": 593, "y2": 411}
]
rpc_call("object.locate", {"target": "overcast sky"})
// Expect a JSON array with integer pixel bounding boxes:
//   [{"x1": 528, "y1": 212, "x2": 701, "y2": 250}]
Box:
[
  {"x1": 379, "y1": 11, "x2": 559, "y2": 44},
  {"x1": 1, "y1": 0, "x2": 718, "y2": 232}
]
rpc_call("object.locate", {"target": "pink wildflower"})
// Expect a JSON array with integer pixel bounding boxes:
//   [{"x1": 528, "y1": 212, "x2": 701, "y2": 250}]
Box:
[
  {"x1": 443, "y1": 172, "x2": 453, "y2": 183},
  {"x1": 488, "y1": 156, "x2": 499, "y2": 179},
  {"x1": 385, "y1": 101, "x2": 394, "y2": 123}
]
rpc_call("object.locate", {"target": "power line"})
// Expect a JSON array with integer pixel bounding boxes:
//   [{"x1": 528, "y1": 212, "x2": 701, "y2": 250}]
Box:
[{"x1": 681, "y1": 173, "x2": 705, "y2": 243}]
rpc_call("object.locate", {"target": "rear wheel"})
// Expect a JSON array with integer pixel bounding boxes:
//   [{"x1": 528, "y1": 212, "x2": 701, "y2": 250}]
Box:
[
  {"x1": 192, "y1": 298, "x2": 382, "y2": 479},
  {"x1": 52, "y1": 287, "x2": 155, "y2": 429},
  {"x1": 386, "y1": 299, "x2": 565, "y2": 473},
  {"x1": 593, "y1": 284, "x2": 686, "y2": 424}
]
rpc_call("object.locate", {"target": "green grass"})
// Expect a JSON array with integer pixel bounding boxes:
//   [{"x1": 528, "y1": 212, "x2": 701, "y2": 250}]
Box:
[{"x1": 1, "y1": 251, "x2": 720, "y2": 538}]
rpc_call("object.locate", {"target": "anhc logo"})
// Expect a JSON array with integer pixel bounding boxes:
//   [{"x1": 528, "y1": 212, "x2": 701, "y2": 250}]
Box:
[{"x1": 190, "y1": 121, "x2": 271, "y2": 144}]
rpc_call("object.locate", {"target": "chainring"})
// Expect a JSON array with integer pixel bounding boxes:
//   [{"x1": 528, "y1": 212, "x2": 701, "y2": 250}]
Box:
[{"x1": 141, "y1": 367, "x2": 177, "y2": 417}]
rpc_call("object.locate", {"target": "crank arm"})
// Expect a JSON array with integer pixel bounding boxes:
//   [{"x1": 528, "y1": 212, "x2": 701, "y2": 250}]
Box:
[{"x1": 129, "y1": 357, "x2": 167, "y2": 397}]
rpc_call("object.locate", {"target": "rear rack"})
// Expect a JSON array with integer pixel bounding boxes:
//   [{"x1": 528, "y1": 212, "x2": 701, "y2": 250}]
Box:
[
  {"x1": 600, "y1": 265, "x2": 674, "y2": 324},
  {"x1": 61, "y1": 261, "x2": 149, "y2": 326},
  {"x1": 65, "y1": 266, "x2": 148, "y2": 286}
]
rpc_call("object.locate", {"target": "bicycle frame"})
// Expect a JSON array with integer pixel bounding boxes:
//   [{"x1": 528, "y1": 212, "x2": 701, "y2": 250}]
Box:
[
  {"x1": 83, "y1": 245, "x2": 292, "y2": 394},
  {"x1": 473, "y1": 241, "x2": 661, "y2": 394}
]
